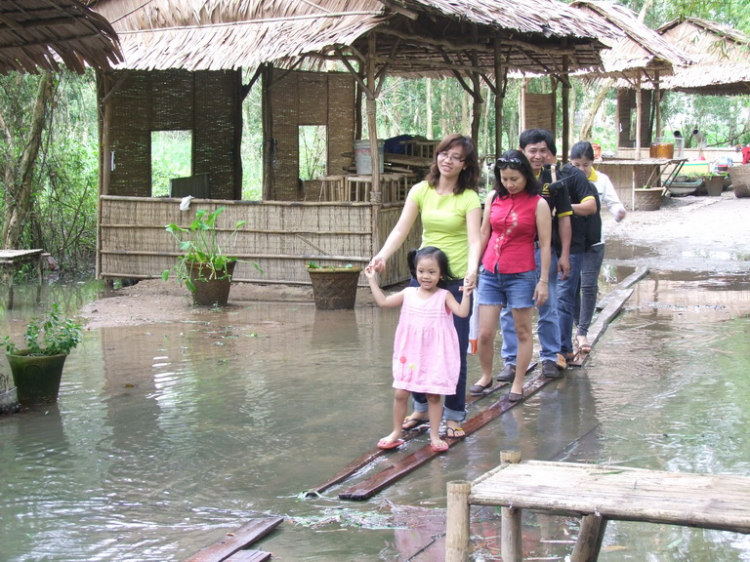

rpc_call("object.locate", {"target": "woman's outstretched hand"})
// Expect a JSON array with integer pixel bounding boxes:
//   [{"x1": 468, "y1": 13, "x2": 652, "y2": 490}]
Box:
[{"x1": 369, "y1": 255, "x2": 386, "y2": 273}]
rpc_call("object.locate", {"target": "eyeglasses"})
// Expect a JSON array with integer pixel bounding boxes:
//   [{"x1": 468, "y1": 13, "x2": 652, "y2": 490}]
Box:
[
  {"x1": 496, "y1": 157, "x2": 523, "y2": 169},
  {"x1": 437, "y1": 151, "x2": 465, "y2": 164}
]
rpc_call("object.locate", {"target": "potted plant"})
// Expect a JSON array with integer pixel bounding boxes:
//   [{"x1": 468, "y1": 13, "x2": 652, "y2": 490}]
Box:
[
  {"x1": 3, "y1": 304, "x2": 82, "y2": 405},
  {"x1": 633, "y1": 185, "x2": 664, "y2": 211},
  {"x1": 306, "y1": 262, "x2": 362, "y2": 310},
  {"x1": 163, "y1": 207, "x2": 256, "y2": 306},
  {"x1": 704, "y1": 173, "x2": 726, "y2": 197}
]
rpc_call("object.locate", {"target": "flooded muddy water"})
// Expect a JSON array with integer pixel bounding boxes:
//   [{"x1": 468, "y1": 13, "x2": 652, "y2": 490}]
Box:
[{"x1": 1, "y1": 196, "x2": 749, "y2": 561}]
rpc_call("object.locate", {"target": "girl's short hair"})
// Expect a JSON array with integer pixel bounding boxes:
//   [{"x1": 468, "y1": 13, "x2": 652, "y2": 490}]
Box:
[
  {"x1": 407, "y1": 246, "x2": 456, "y2": 287},
  {"x1": 570, "y1": 141, "x2": 595, "y2": 161},
  {"x1": 425, "y1": 134, "x2": 479, "y2": 194},
  {"x1": 493, "y1": 149, "x2": 541, "y2": 198}
]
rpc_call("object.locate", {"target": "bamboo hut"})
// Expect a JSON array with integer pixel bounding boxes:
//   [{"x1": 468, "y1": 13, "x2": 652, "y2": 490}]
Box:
[
  {"x1": 0, "y1": 0, "x2": 121, "y2": 74},
  {"x1": 92, "y1": 0, "x2": 614, "y2": 286},
  {"x1": 654, "y1": 18, "x2": 750, "y2": 96},
  {"x1": 571, "y1": 1, "x2": 692, "y2": 158}
]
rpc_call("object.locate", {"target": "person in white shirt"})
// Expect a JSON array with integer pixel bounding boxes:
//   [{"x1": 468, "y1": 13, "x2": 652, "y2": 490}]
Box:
[{"x1": 569, "y1": 141, "x2": 626, "y2": 354}]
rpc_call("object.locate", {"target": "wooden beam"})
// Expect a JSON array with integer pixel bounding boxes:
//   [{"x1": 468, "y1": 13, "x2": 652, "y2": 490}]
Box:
[
  {"x1": 181, "y1": 517, "x2": 283, "y2": 562},
  {"x1": 338, "y1": 373, "x2": 554, "y2": 501}
]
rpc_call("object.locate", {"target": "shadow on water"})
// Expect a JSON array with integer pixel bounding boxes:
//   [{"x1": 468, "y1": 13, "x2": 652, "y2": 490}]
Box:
[{"x1": 1, "y1": 271, "x2": 749, "y2": 561}]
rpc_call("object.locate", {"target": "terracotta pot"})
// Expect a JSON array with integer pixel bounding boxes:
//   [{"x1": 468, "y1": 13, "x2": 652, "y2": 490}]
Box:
[
  {"x1": 7, "y1": 351, "x2": 67, "y2": 405},
  {"x1": 187, "y1": 260, "x2": 236, "y2": 306}
]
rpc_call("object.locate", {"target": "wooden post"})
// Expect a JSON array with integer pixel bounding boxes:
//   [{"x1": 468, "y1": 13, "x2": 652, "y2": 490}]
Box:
[
  {"x1": 571, "y1": 514, "x2": 608, "y2": 562},
  {"x1": 500, "y1": 451, "x2": 522, "y2": 562},
  {"x1": 654, "y1": 70, "x2": 661, "y2": 141},
  {"x1": 494, "y1": 38, "x2": 504, "y2": 158},
  {"x1": 366, "y1": 34, "x2": 381, "y2": 260},
  {"x1": 561, "y1": 50, "x2": 570, "y2": 163},
  {"x1": 635, "y1": 77, "x2": 642, "y2": 161},
  {"x1": 445, "y1": 480, "x2": 472, "y2": 562}
]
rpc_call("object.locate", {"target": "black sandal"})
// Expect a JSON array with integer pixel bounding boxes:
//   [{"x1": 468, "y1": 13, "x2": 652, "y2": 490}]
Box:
[{"x1": 402, "y1": 415, "x2": 428, "y2": 430}]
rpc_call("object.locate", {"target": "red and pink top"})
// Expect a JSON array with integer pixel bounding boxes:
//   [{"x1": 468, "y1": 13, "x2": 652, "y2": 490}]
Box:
[{"x1": 480, "y1": 190, "x2": 540, "y2": 274}]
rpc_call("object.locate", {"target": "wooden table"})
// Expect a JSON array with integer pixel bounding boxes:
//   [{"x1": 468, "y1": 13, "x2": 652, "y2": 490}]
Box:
[
  {"x1": 446, "y1": 457, "x2": 750, "y2": 561},
  {"x1": 0, "y1": 250, "x2": 44, "y2": 284},
  {"x1": 596, "y1": 158, "x2": 686, "y2": 210},
  {"x1": 0, "y1": 249, "x2": 44, "y2": 310}
]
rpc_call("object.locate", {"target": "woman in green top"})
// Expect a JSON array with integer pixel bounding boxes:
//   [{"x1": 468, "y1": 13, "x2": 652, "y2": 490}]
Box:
[{"x1": 370, "y1": 133, "x2": 482, "y2": 437}]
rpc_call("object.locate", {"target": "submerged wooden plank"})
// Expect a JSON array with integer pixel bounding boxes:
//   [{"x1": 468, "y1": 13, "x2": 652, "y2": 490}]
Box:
[
  {"x1": 304, "y1": 364, "x2": 537, "y2": 497},
  {"x1": 224, "y1": 551, "x2": 273, "y2": 562},
  {"x1": 569, "y1": 286, "x2": 635, "y2": 368},
  {"x1": 470, "y1": 461, "x2": 750, "y2": 534},
  {"x1": 339, "y1": 374, "x2": 554, "y2": 501},
  {"x1": 595, "y1": 266, "x2": 648, "y2": 311},
  {"x1": 181, "y1": 517, "x2": 283, "y2": 562}
]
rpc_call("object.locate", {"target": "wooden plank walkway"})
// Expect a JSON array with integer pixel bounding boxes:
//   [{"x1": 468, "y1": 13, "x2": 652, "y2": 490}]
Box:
[
  {"x1": 446, "y1": 457, "x2": 750, "y2": 561},
  {"x1": 304, "y1": 363, "x2": 537, "y2": 498},
  {"x1": 339, "y1": 373, "x2": 553, "y2": 501},
  {"x1": 181, "y1": 517, "x2": 283, "y2": 562}
]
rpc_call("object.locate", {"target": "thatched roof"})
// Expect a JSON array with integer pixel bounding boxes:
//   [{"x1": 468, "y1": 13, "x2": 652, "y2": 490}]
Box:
[
  {"x1": 653, "y1": 18, "x2": 750, "y2": 95},
  {"x1": 571, "y1": 1, "x2": 692, "y2": 80},
  {"x1": 0, "y1": 0, "x2": 121, "y2": 74},
  {"x1": 91, "y1": 0, "x2": 616, "y2": 76}
]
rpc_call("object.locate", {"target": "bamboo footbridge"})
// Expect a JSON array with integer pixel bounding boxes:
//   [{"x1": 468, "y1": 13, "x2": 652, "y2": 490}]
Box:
[{"x1": 445, "y1": 452, "x2": 750, "y2": 561}]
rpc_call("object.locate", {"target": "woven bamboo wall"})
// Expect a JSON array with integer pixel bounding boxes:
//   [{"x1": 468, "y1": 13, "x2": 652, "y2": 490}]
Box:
[
  {"x1": 102, "y1": 69, "x2": 241, "y2": 199},
  {"x1": 99, "y1": 197, "x2": 420, "y2": 287},
  {"x1": 267, "y1": 70, "x2": 355, "y2": 201},
  {"x1": 523, "y1": 93, "x2": 555, "y2": 132}
]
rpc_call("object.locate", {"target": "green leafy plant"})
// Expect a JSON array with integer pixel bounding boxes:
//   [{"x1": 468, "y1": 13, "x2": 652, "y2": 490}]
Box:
[
  {"x1": 307, "y1": 262, "x2": 357, "y2": 270},
  {"x1": 162, "y1": 207, "x2": 259, "y2": 292},
  {"x1": 3, "y1": 304, "x2": 82, "y2": 356}
]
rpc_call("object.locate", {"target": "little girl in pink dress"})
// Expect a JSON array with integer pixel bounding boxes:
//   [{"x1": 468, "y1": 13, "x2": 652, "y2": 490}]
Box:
[{"x1": 365, "y1": 247, "x2": 473, "y2": 453}]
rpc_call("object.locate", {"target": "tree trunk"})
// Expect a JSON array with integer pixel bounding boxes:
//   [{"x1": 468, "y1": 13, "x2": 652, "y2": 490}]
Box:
[
  {"x1": 2, "y1": 71, "x2": 54, "y2": 249},
  {"x1": 578, "y1": 78, "x2": 612, "y2": 141}
]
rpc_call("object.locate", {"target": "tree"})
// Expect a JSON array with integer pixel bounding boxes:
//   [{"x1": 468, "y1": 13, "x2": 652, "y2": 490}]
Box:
[{"x1": 0, "y1": 71, "x2": 55, "y2": 249}]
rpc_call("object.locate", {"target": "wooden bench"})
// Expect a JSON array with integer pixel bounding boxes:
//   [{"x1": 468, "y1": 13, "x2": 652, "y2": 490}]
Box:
[
  {"x1": 445, "y1": 454, "x2": 750, "y2": 561},
  {"x1": 0, "y1": 249, "x2": 44, "y2": 285}
]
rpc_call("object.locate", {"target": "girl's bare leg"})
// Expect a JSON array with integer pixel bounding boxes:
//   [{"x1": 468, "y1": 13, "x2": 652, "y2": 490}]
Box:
[
  {"x1": 475, "y1": 304, "x2": 501, "y2": 387},
  {"x1": 381, "y1": 389, "x2": 409, "y2": 444},
  {"x1": 510, "y1": 307, "x2": 533, "y2": 396},
  {"x1": 426, "y1": 393, "x2": 445, "y2": 448}
]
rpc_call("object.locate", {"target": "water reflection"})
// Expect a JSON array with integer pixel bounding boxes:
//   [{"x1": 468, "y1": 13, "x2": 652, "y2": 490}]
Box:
[{"x1": 0, "y1": 274, "x2": 749, "y2": 561}]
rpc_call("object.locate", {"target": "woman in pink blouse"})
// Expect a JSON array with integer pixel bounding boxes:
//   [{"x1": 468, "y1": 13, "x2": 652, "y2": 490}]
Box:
[{"x1": 471, "y1": 150, "x2": 551, "y2": 402}]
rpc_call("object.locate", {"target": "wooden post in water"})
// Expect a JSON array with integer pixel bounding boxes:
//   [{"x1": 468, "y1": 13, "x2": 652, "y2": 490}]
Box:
[
  {"x1": 571, "y1": 513, "x2": 608, "y2": 562},
  {"x1": 500, "y1": 450, "x2": 523, "y2": 562},
  {"x1": 445, "y1": 480, "x2": 472, "y2": 562}
]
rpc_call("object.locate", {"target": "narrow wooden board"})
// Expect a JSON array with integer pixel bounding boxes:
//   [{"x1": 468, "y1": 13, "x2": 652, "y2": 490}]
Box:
[
  {"x1": 181, "y1": 517, "x2": 283, "y2": 562},
  {"x1": 224, "y1": 551, "x2": 273, "y2": 562},
  {"x1": 338, "y1": 374, "x2": 555, "y2": 501},
  {"x1": 569, "y1": 282, "x2": 637, "y2": 368},
  {"x1": 304, "y1": 363, "x2": 536, "y2": 497},
  {"x1": 595, "y1": 267, "x2": 648, "y2": 311}
]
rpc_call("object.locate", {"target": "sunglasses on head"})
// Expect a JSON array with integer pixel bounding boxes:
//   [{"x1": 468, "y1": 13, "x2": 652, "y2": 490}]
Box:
[{"x1": 496, "y1": 157, "x2": 523, "y2": 169}]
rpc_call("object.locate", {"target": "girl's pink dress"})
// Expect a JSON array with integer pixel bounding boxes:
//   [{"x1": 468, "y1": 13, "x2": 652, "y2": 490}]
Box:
[{"x1": 392, "y1": 287, "x2": 460, "y2": 395}]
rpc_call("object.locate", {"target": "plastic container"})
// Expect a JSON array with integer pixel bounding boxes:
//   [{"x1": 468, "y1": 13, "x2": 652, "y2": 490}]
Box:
[{"x1": 354, "y1": 139, "x2": 384, "y2": 175}]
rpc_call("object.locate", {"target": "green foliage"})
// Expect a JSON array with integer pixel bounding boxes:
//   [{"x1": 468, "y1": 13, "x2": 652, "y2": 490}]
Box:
[
  {"x1": 3, "y1": 303, "x2": 82, "y2": 356},
  {"x1": 163, "y1": 207, "x2": 259, "y2": 292},
  {"x1": 306, "y1": 262, "x2": 357, "y2": 270}
]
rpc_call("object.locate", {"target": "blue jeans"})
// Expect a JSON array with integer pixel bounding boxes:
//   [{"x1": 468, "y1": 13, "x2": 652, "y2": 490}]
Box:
[
  {"x1": 575, "y1": 243, "x2": 605, "y2": 336},
  {"x1": 501, "y1": 249, "x2": 560, "y2": 365},
  {"x1": 410, "y1": 278, "x2": 470, "y2": 422},
  {"x1": 557, "y1": 252, "x2": 584, "y2": 356}
]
